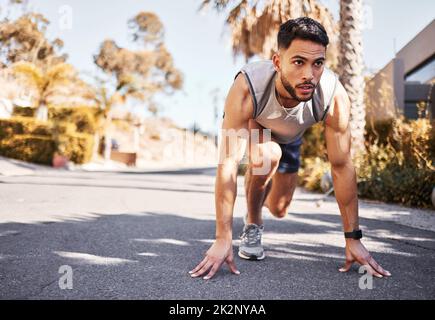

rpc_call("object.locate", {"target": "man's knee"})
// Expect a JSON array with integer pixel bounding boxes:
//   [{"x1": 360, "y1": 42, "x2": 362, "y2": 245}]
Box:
[
  {"x1": 249, "y1": 141, "x2": 282, "y2": 176},
  {"x1": 268, "y1": 200, "x2": 291, "y2": 219}
]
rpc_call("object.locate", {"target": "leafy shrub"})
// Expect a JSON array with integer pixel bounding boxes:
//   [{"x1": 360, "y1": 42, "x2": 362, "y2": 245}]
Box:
[
  {"x1": 301, "y1": 123, "x2": 327, "y2": 160},
  {"x1": 0, "y1": 134, "x2": 56, "y2": 165},
  {"x1": 358, "y1": 162, "x2": 434, "y2": 208},
  {"x1": 12, "y1": 106, "x2": 36, "y2": 118},
  {"x1": 56, "y1": 131, "x2": 94, "y2": 164},
  {"x1": 296, "y1": 117, "x2": 434, "y2": 208},
  {"x1": 0, "y1": 117, "x2": 51, "y2": 139},
  {"x1": 48, "y1": 105, "x2": 102, "y2": 134},
  {"x1": 356, "y1": 117, "x2": 434, "y2": 208},
  {"x1": 364, "y1": 119, "x2": 394, "y2": 146},
  {"x1": 298, "y1": 156, "x2": 331, "y2": 191},
  {"x1": 0, "y1": 116, "x2": 94, "y2": 165}
]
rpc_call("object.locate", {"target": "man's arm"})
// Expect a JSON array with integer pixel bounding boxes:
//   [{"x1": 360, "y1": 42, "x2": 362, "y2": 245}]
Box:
[
  {"x1": 214, "y1": 74, "x2": 252, "y2": 241},
  {"x1": 324, "y1": 81, "x2": 391, "y2": 278},
  {"x1": 189, "y1": 73, "x2": 253, "y2": 280}
]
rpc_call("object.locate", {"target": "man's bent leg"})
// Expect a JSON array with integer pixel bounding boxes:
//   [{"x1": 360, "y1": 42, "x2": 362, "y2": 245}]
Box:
[
  {"x1": 244, "y1": 120, "x2": 282, "y2": 226},
  {"x1": 264, "y1": 172, "x2": 298, "y2": 218},
  {"x1": 239, "y1": 120, "x2": 281, "y2": 260},
  {"x1": 263, "y1": 138, "x2": 302, "y2": 218},
  {"x1": 244, "y1": 164, "x2": 274, "y2": 224}
]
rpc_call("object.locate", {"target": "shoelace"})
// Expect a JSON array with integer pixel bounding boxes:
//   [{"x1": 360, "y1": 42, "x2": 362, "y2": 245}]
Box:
[{"x1": 240, "y1": 225, "x2": 262, "y2": 245}]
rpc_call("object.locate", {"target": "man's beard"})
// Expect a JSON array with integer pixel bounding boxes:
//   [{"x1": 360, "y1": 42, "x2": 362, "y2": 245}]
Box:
[{"x1": 281, "y1": 74, "x2": 316, "y2": 102}]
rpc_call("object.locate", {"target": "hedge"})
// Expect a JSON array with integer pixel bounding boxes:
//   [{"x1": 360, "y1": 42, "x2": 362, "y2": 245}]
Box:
[
  {"x1": 56, "y1": 131, "x2": 94, "y2": 164},
  {"x1": 0, "y1": 134, "x2": 56, "y2": 165},
  {"x1": 299, "y1": 117, "x2": 435, "y2": 208},
  {"x1": 12, "y1": 106, "x2": 36, "y2": 118},
  {"x1": 11, "y1": 105, "x2": 102, "y2": 134},
  {"x1": 0, "y1": 116, "x2": 94, "y2": 165},
  {"x1": 0, "y1": 116, "x2": 52, "y2": 139},
  {"x1": 48, "y1": 105, "x2": 102, "y2": 134}
]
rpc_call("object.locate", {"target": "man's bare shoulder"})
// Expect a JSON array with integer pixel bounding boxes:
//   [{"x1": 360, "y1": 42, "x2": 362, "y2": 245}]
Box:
[
  {"x1": 223, "y1": 73, "x2": 254, "y2": 123},
  {"x1": 324, "y1": 80, "x2": 350, "y2": 132},
  {"x1": 233, "y1": 72, "x2": 250, "y2": 94}
]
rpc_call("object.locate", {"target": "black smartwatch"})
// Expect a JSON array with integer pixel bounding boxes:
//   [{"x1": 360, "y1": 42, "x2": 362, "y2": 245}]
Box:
[{"x1": 344, "y1": 229, "x2": 363, "y2": 239}]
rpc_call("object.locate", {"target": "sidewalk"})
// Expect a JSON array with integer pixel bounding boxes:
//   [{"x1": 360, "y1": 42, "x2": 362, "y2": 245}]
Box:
[
  {"x1": 0, "y1": 156, "x2": 53, "y2": 176},
  {"x1": 0, "y1": 155, "x2": 216, "y2": 176},
  {"x1": 1, "y1": 155, "x2": 433, "y2": 233}
]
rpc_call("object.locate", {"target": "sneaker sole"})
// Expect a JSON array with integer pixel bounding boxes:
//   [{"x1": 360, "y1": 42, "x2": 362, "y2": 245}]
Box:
[{"x1": 238, "y1": 250, "x2": 266, "y2": 261}]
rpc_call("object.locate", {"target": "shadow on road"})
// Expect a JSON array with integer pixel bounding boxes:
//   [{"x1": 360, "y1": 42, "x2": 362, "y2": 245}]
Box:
[{"x1": 1, "y1": 210, "x2": 434, "y2": 300}]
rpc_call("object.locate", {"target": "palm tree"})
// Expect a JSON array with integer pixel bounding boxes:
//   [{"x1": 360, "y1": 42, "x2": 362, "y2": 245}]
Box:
[
  {"x1": 200, "y1": 0, "x2": 339, "y2": 69},
  {"x1": 338, "y1": 0, "x2": 365, "y2": 158},
  {"x1": 202, "y1": 0, "x2": 366, "y2": 158},
  {"x1": 11, "y1": 61, "x2": 95, "y2": 120}
]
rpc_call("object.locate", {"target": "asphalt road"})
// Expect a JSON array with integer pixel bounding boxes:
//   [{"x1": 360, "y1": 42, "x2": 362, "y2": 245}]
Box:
[{"x1": 0, "y1": 167, "x2": 434, "y2": 299}]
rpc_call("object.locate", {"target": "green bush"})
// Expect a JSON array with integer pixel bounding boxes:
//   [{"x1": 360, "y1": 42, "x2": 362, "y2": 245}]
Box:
[
  {"x1": 48, "y1": 106, "x2": 102, "y2": 134},
  {"x1": 57, "y1": 132, "x2": 94, "y2": 164},
  {"x1": 298, "y1": 157, "x2": 330, "y2": 191},
  {"x1": 356, "y1": 117, "x2": 434, "y2": 208},
  {"x1": 365, "y1": 119, "x2": 394, "y2": 146},
  {"x1": 0, "y1": 116, "x2": 94, "y2": 165},
  {"x1": 0, "y1": 134, "x2": 56, "y2": 165},
  {"x1": 297, "y1": 123, "x2": 329, "y2": 191},
  {"x1": 297, "y1": 117, "x2": 434, "y2": 208},
  {"x1": 0, "y1": 118, "x2": 24, "y2": 138},
  {"x1": 358, "y1": 163, "x2": 434, "y2": 208},
  {"x1": 301, "y1": 123, "x2": 327, "y2": 160},
  {"x1": 51, "y1": 121, "x2": 76, "y2": 135},
  {"x1": 12, "y1": 106, "x2": 36, "y2": 118},
  {"x1": 0, "y1": 117, "x2": 52, "y2": 139}
]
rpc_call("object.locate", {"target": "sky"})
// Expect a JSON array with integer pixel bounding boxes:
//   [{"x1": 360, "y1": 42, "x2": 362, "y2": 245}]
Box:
[{"x1": 0, "y1": 0, "x2": 434, "y2": 134}]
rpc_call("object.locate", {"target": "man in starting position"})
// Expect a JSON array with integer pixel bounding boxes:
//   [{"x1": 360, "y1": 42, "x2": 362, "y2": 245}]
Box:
[{"x1": 189, "y1": 17, "x2": 391, "y2": 280}]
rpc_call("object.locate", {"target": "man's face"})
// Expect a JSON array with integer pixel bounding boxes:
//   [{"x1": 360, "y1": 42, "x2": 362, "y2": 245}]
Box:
[{"x1": 273, "y1": 39, "x2": 326, "y2": 102}]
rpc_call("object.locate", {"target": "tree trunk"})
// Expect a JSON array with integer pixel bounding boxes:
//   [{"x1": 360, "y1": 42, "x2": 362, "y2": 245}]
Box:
[
  {"x1": 104, "y1": 110, "x2": 113, "y2": 162},
  {"x1": 35, "y1": 104, "x2": 48, "y2": 121},
  {"x1": 92, "y1": 132, "x2": 100, "y2": 161},
  {"x1": 339, "y1": 0, "x2": 366, "y2": 158}
]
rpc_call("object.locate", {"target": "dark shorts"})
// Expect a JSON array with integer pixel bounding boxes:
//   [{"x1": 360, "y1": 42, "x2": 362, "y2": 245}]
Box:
[{"x1": 277, "y1": 137, "x2": 303, "y2": 174}]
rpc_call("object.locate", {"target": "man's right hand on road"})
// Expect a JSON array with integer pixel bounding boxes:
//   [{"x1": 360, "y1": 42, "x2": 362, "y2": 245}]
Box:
[{"x1": 189, "y1": 239, "x2": 240, "y2": 280}]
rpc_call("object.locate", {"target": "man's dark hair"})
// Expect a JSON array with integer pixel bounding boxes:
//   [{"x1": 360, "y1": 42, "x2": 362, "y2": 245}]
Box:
[{"x1": 277, "y1": 17, "x2": 329, "y2": 50}]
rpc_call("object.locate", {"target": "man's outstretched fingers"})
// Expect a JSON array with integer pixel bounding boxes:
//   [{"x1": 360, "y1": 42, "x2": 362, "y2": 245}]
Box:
[
  {"x1": 362, "y1": 263, "x2": 383, "y2": 278},
  {"x1": 339, "y1": 259, "x2": 354, "y2": 273},
  {"x1": 203, "y1": 262, "x2": 222, "y2": 280},
  {"x1": 189, "y1": 257, "x2": 208, "y2": 275},
  {"x1": 368, "y1": 256, "x2": 391, "y2": 277},
  {"x1": 226, "y1": 257, "x2": 240, "y2": 275},
  {"x1": 191, "y1": 260, "x2": 212, "y2": 278}
]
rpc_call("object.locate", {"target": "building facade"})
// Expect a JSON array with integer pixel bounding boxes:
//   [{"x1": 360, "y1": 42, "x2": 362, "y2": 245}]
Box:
[{"x1": 366, "y1": 19, "x2": 435, "y2": 121}]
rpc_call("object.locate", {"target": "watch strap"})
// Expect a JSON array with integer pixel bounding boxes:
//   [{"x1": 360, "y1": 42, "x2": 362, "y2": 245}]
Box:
[{"x1": 344, "y1": 229, "x2": 363, "y2": 239}]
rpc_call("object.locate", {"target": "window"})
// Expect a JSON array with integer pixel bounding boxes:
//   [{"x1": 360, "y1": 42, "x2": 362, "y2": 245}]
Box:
[{"x1": 405, "y1": 57, "x2": 435, "y2": 83}]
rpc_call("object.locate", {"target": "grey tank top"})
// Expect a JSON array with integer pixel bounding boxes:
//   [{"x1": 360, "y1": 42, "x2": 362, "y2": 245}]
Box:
[{"x1": 235, "y1": 60, "x2": 338, "y2": 144}]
